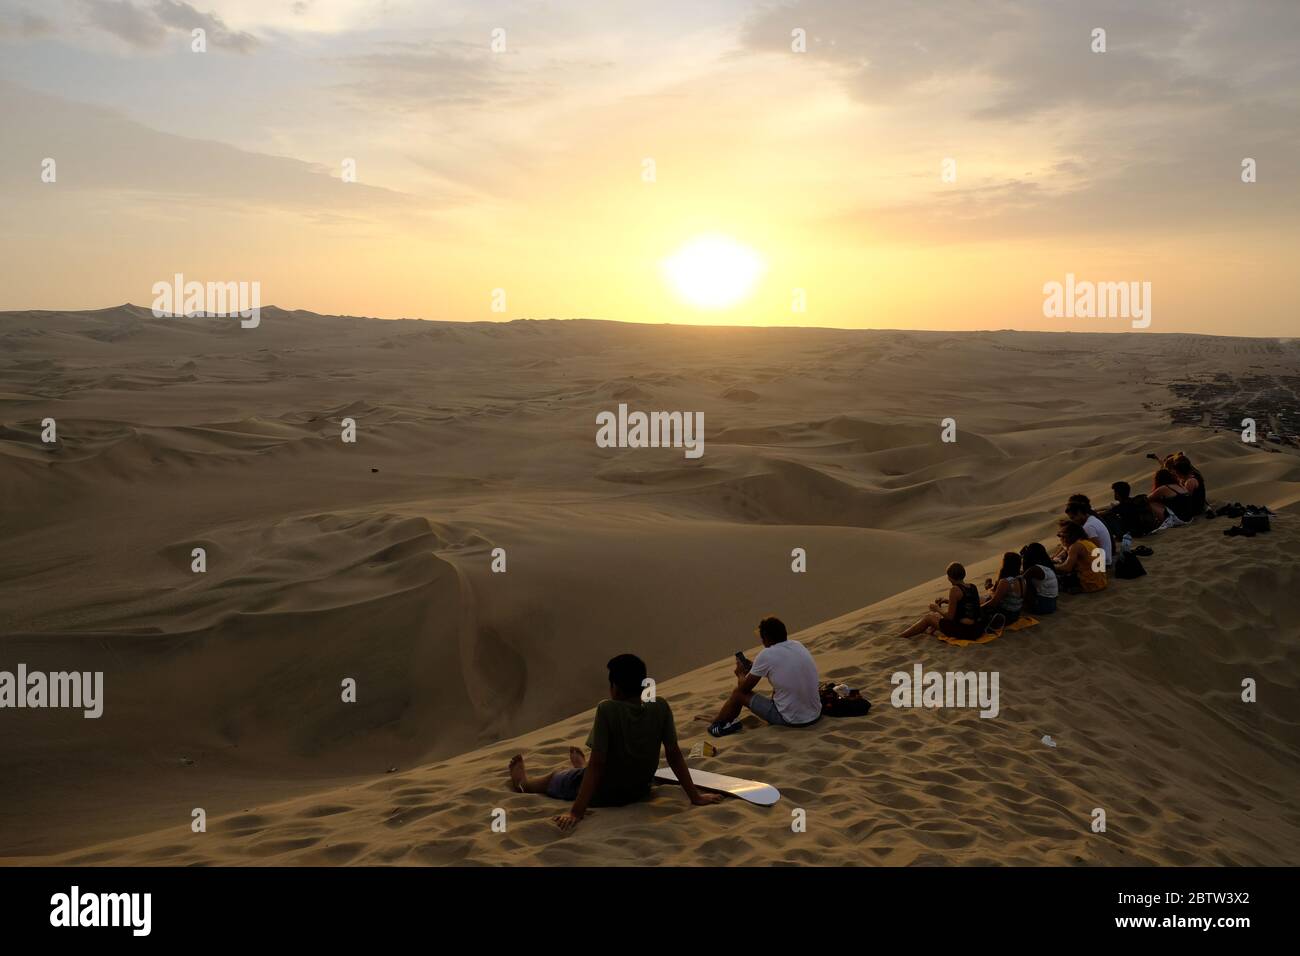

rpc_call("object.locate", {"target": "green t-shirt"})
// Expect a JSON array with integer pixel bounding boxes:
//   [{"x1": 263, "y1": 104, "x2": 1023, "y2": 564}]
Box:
[{"x1": 585, "y1": 698, "x2": 677, "y2": 806}]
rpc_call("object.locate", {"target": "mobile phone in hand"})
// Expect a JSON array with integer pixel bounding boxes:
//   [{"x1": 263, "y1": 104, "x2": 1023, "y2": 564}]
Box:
[{"x1": 735, "y1": 651, "x2": 752, "y2": 672}]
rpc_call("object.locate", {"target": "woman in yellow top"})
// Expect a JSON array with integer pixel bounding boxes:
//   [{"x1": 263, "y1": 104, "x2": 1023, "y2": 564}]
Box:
[{"x1": 1053, "y1": 522, "x2": 1108, "y2": 593}]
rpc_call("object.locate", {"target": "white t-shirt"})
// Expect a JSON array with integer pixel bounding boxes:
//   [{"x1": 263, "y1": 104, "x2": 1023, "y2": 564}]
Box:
[
  {"x1": 1082, "y1": 514, "x2": 1113, "y2": 566},
  {"x1": 750, "y1": 639, "x2": 821, "y2": 725}
]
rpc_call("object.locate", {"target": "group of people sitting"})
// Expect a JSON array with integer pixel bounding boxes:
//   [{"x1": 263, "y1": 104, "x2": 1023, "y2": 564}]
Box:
[
  {"x1": 898, "y1": 452, "x2": 1209, "y2": 642},
  {"x1": 509, "y1": 453, "x2": 1212, "y2": 828},
  {"x1": 1107, "y1": 452, "x2": 1208, "y2": 534},
  {"x1": 510, "y1": 616, "x2": 820, "y2": 830}
]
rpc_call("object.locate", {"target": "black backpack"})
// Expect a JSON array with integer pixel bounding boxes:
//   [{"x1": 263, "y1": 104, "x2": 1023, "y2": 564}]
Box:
[
  {"x1": 1114, "y1": 550, "x2": 1147, "y2": 579},
  {"x1": 1242, "y1": 509, "x2": 1271, "y2": 533},
  {"x1": 819, "y1": 683, "x2": 872, "y2": 718}
]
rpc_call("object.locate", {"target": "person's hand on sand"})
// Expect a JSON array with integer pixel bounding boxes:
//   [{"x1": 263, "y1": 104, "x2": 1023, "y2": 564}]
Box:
[
  {"x1": 691, "y1": 793, "x2": 723, "y2": 807},
  {"x1": 553, "y1": 811, "x2": 584, "y2": 831}
]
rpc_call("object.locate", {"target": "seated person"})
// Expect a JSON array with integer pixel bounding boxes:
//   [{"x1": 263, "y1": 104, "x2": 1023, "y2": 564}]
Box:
[
  {"x1": 1018, "y1": 542, "x2": 1059, "y2": 613},
  {"x1": 1067, "y1": 492, "x2": 1097, "y2": 513},
  {"x1": 981, "y1": 551, "x2": 1025, "y2": 625},
  {"x1": 1097, "y1": 483, "x2": 1127, "y2": 538},
  {"x1": 705, "y1": 616, "x2": 821, "y2": 736},
  {"x1": 1099, "y1": 480, "x2": 1158, "y2": 538},
  {"x1": 1049, "y1": 517, "x2": 1071, "y2": 562},
  {"x1": 1170, "y1": 456, "x2": 1207, "y2": 515},
  {"x1": 897, "y1": 562, "x2": 985, "y2": 641},
  {"x1": 1149, "y1": 468, "x2": 1194, "y2": 524},
  {"x1": 1054, "y1": 522, "x2": 1108, "y2": 593},
  {"x1": 1065, "y1": 497, "x2": 1113, "y2": 567},
  {"x1": 509, "y1": 653, "x2": 721, "y2": 831}
]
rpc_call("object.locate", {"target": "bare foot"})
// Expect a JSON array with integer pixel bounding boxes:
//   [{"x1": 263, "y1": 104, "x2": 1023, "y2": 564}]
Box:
[
  {"x1": 568, "y1": 746, "x2": 586, "y2": 769},
  {"x1": 508, "y1": 754, "x2": 528, "y2": 792}
]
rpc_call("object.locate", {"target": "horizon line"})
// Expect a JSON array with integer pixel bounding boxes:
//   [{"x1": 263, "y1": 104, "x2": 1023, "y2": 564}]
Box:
[{"x1": 2, "y1": 302, "x2": 1295, "y2": 342}]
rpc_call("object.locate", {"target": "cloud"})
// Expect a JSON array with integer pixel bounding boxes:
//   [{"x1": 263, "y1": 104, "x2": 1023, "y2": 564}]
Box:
[
  {"x1": 79, "y1": 0, "x2": 166, "y2": 47},
  {"x1": 152, "y1": 0, "x2": 259, "y2": 53},
  {"x1": 76, "y1": 0, "x2": 259, "y2": 53},
  {"x1": 743, "y1": 0, "x2": 1300, "y2": 238},
  {"x1": 0, "y1": 8, "x2": 58, "y2": 38},
  {"x1": 740, "y1": 0, "x2": 1288, "y2": 117},
  {"x1": 332, "y1": 40, "x2": 513, "y2": 110},
  {"x1": 329, "y1": 36, "x2": 621, "y2": 117},
  {"x1": 0, "y1": 79, "x2": 418, "y2": 213}
]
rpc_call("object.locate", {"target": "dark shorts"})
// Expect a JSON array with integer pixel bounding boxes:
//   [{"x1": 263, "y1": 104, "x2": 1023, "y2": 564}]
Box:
[
  {"x1": 938, "y1": 617, "x2": 984, "y2": 640},
  {"x1": 1033, "y1": 593, "x2": 1057, "y2": 614},
  {"x1": 545, "y1": 767, "x2": 649, "y2": 806},
  {"x1": 545, "y1": 767, "x2": 584, "y2": 801}
]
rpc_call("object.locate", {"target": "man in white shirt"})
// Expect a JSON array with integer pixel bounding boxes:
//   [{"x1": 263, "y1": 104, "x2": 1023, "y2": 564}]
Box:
[
  {"x1": 1066, "y1": 499, "x2": 1113, "y2": 566},
  {"x1": 705, "y1": 617, "x2": 822, "y2": 736}
]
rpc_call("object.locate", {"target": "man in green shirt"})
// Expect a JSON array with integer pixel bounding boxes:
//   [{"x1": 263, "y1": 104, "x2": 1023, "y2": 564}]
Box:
[{"x1": 509, "y1": 654, "x2": 721, "y2": 831}]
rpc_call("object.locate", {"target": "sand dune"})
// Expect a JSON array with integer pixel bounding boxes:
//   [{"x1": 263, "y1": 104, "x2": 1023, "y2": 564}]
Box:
[
  {"x1": 10, "y1": 511, "x2": 1298, "y2": 867},
  {"x1": 1, "y1": 307, "x2": 1298, "y2": 862}
]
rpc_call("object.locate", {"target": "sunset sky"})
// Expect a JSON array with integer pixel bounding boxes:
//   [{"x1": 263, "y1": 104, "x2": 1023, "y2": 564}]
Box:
[{"x1": 1, "y1": 0, "x2": 1296, "y2": 334}]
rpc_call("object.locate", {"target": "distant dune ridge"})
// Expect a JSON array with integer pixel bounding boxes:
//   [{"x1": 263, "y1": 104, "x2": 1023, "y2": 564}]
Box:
[{"x1": 0, "y1": 306, "x2": 1297, "y2": 864}]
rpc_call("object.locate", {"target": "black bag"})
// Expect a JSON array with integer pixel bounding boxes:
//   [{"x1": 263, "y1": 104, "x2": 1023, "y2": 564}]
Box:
[
  {"x1": 1114, "y1": 550, "x2": 1147, "y2": 579},
  {"x1": 1242, "y1": 511, "x2": 1271, "y2": 533},
  {"x1": 819, "y1": 682, "x2": 871, "y2": 718}
]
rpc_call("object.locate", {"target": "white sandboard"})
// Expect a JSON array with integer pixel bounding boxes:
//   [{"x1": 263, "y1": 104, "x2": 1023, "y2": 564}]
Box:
[{"x1": 654, "y1": 766, "x2": 780, "y2": 806}]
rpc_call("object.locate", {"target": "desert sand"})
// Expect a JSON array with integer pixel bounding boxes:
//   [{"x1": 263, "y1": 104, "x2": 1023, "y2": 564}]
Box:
[{"x1": 1, "y1": 306, "x2": 1297, "y2": 865}]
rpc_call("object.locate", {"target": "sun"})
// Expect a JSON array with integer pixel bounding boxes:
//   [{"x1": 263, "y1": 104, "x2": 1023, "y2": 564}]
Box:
[{"x1": 662, "y1": 234, "x2": 766, "y2": 310}]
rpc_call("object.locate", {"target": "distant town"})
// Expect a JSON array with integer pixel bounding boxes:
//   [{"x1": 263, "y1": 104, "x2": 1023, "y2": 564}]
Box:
[{"x1": 1168, "y1": 370, "x2": 1300, "y2": 446}]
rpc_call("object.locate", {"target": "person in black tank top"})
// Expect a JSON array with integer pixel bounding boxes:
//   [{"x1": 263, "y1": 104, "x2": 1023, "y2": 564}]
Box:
[
  {"x1": 897, "y1": 562, "x2": 986, "y2": 640},
  {"x1": 956, "y1": 583, "x2": 981, "y2": 621},
  {"x1": 1172, "y1": 458, "x2": 1207, "y2": 515},
  {"x1": 1148, "y1": 467, "x2": 1192, "y2": 524}
]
